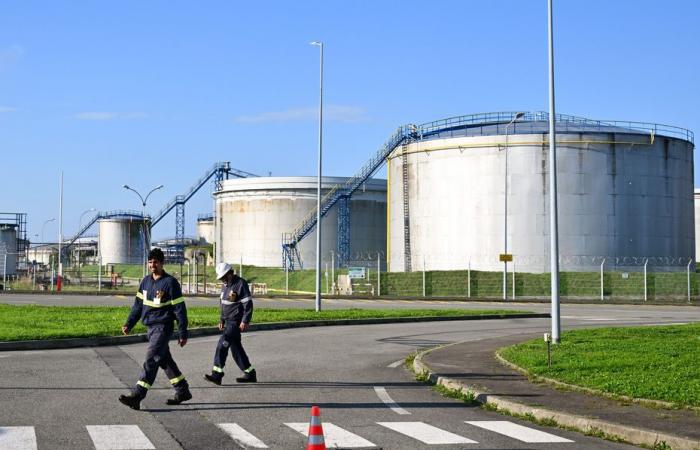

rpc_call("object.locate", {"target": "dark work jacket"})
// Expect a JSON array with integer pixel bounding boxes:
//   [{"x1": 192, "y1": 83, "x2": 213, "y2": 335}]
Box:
[
  {"x1": 220, "y1": 275, "x2": 254, "y2": 325},
  {"x1": 125, "y1": 272, "x2": 188, "y2": 339}
]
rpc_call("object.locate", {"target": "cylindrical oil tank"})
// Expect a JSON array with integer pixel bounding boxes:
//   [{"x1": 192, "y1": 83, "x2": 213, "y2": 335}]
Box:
[
  {"x1": 98, "y1": 216, "x2": 149, "y2": 265},
  {"x1": 27, "y1": 245, "x2": 55, "y2": 266},
  {"x1": 197, "y1": 216, "x2": 215, "y2": 244},
  {"x1": 388, "y1": 112, "x2": 695, "y2": 272},
  {"x1": 214, "y1": 176, "x2": 386, "y2": 267},
  {"x1": 0, "y1": 225, "x2": 18, "y2": 275},
  {"x1": 695, "y1": 188, "x2": 700, "y2": 262}
]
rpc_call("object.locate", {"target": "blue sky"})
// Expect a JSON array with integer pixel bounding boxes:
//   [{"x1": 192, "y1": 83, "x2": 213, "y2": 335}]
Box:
[{"x1": 1, "y1": 0, "x2": 698, "y2": 241}]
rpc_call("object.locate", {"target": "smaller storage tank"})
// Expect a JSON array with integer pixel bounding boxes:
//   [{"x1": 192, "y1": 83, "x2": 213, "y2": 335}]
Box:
[
  {"x1": 197, "y1": 214, "x2": 215, "y2": 244},
  {"x1": 98, "y1": 216, "x2": 149, "y2": 265},
  {"x1": 0, "y1": 224, "x2": 18, "y2": 275}
]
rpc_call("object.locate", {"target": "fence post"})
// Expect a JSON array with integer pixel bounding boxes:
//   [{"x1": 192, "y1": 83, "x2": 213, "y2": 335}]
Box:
[
  {"x1": 98, "y1": 255, "x2": 102, "y2": 292},
  {"x1": 325, "y1": 262, "x2": 328, "y2": 294},
  {"x1": 285, "y1": 261, "x2": 289, "y2": 296},
  {"x1": 687, "y1": 258, "x2": 692, "y2": 303},
  {"x1": 512, "y1": 261, "x2": 515, "y2": 300},
  {"x1": 467, "y1": 259, "x2": 471, "y2": 299},
  {"x1": 643, "y1": 258, "x2": 648, "y2": 302},
  {"x1": 377, "y1": 252, "x2": 381, "y2": 296},
  {"x1": 600, "y1": 258, "x2": 605, "y2": 301},
  {"x1": 422, "y1": 257, "x2": 426, "y2": 298},
  {"x1": 239, "y1": 255, "x2": 243, "y2": 279},
  {"x1": 331, "y1": 251, "x2": 335, "y2": 294},
  {"x1": 2, "y1": 254, "x2": 6, "y2": 289}
]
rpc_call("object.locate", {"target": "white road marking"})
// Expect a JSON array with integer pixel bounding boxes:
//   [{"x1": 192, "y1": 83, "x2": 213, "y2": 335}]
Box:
[
  {"x1": 373, "y1": 387, "x2": 410, "y2": 415},
  {"x1": 0, "y1": 427, "x2": 37, "y2": 450},
  {"x1": 561, "y1": 316, "x2": 617, "y2": 321},
  {"x1": 217, "y1": 423, "x2": 268, "y2": 448},
  {"x1": 642, "y1": 322, "x2": 689, "y2": 326},
  {"x1": 377, "y1": 422, "x2": 477, "y2": 444},
  {"x1": 387, "y1": 359, "x2": 404, "y2": 368},
  {"x1": 285, "y1": 423, "x2": 377, "y2": 448},
  {"x1": 466, "y1": 421, "x2": 574, "y2": 443},
  {"x1": 86, "y1": 425, "x2": 155, "y2": 450}
]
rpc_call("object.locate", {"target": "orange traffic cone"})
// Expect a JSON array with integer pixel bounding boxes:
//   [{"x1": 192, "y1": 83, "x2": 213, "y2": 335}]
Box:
[{"x1": 306, "y1": 405, "x2": 326, "y2": 450}]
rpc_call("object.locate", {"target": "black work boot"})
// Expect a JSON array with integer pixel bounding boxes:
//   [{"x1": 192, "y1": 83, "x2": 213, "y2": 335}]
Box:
[
  {"x1": 166, "y1": 389, "x2": 192, "y2": 405},
  {"x1": 203, "y1": 372, "x2": 223, "y2": 385},
  {"x1": 236, "y1": 369, "x2": 257, "y2": 383},
  {"x1": 118, "y1": 393, "x2": 142, "y2": 410}
]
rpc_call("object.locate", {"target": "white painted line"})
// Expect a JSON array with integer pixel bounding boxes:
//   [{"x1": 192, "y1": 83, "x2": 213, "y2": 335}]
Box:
[
  {"x1": 0, "y1": 427, "x2": 37, "y2": 450},
  {"x1": 217, "y1": 423, "x2": 268, "y2": 448},
  {"x1": 387, "y1": 359, "x2": 404, "y2": 368},
  {"x1": 285, "y1": 423, "x2": 377, "y2": 448},
  {"x1": 642, "y1": 322, "x2": 689, "y2": 326},
  {"x1": 373, "y1": 387, "x2": 410, "y2": 415},
  {"x1": 86, "y1": 425, "x2": 155, "y2": 450},
  {"x1": 466, "y1": 421, "x2": 573, "y2": 443},
  {"x1": 377, "y1": 422, "x2": 477, "y2": 444}
]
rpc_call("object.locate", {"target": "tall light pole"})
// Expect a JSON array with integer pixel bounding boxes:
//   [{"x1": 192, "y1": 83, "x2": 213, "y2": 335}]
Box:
[
  {"x1": 503, "y1": 112, "x2": 525, "y2": 300},
  {"x1": 41, "y1": 218, "x2": 56, "y2": 244},
  {"x1": 310, "y1": 40, "x2": 324, "y2": 313},
  {"x1": 78, "y1": 208, "x2": 97, "y2": 233},
  {"x1": 123, "y1": 184, "x2": 164, "y2": 277},
  {"x1": 548, "y1": 0, "x2": 561, "y2": 343}
]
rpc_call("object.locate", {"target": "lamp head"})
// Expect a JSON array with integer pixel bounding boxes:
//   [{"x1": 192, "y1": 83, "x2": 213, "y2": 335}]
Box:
[
  {"x1": 515, "y1": 112, "x2": 525, "y2": 120},
  {"x1": 310, "y1": 41, "x2": 322, "y2": 46},
  {"x1": 123, "y1": 184, "x2": 130, "y2": 189}
]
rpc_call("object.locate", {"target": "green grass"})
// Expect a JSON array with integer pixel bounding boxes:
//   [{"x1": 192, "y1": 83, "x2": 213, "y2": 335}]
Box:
[
  {"x1": 0, "y1": 305, "x2": 528, "y2": 341},
  {"x1": 499, "y1": 323, "x2": 700, "y2": 408}
]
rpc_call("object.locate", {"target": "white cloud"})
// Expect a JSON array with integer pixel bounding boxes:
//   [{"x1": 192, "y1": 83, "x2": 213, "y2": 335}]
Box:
[
  {"x1": 74, "y1": 111, "x2": 147, "y2": 121},
  {"x1": 0, "y1": 106, "x2": 17, "y2": 113},
  {"x1": 233, "y1": 105, "x2": 367, "y2": 124}
]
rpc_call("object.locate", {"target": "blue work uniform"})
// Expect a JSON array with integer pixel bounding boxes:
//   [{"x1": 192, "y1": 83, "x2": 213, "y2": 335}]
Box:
[
  {"x1": 124, "y1": 271, "x2": 189, "y2": 399},
  {"x1": 212, "y1": 274, "x2": 254, "y2": 376}
]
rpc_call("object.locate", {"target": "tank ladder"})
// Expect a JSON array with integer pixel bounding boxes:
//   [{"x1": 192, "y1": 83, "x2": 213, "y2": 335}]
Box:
[{"x1": 401, "y1": 143, "x2": 412, "y2": 272}]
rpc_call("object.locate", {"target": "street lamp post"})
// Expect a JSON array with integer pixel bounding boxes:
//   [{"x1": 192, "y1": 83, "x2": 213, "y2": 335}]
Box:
[
  {"x1": 503, "y1": 112, "x2": 525, "y2": 300},
  {"x1": 548, "y1": 0, "x2": 561, "y2": 343},
  {"x1": 41, "y1": 218, "x2": 56, "y2": 244},
  {"x1": 123, "y1": 184, "x2": 164, "y2": 277},
  {"x1": 310, "y1": 40, "x2": 324, "y2": 313},
  {"x1": 77, "y1": 208, "x2": 97, "y2": 270}
]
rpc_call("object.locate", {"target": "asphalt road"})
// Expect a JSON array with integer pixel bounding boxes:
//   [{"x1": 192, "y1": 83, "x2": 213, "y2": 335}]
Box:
[{"x1": 1, "y1": 301, "x2": 698, "y2": 449}]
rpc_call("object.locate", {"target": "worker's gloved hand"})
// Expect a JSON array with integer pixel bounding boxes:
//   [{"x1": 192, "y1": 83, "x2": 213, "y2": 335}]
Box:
[{"x1": 218, "y1": 321, "x2": 225, "y2": 331}]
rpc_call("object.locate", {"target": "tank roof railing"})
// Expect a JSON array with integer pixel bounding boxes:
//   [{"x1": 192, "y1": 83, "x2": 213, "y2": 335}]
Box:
[
  {"x1": 197, "y1": 213, "x2": 214, "y2": 221},
  {"x1": 416, "y1": 111, "x2": 694, "y2": 144}
]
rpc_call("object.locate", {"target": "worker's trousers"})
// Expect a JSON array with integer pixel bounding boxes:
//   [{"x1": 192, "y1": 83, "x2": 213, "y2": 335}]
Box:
[
  {"x1": 133, "y1": 323, "x2": 189, "y2": 398},
  {"x1": 213, "y1": 321, "x2": 252, "y2": 373}
]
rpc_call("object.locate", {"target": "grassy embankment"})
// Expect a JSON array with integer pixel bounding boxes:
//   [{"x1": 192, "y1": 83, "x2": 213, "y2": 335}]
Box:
[
  {"x1": 12, "y1": 263, "x2": 699, "y2": 300},
  {"x1": 499, "y1": 323, "x2": 700, "y2": 408},
  {"x1": 0, "y1": 304, "x2": 528, "y2": 341}
]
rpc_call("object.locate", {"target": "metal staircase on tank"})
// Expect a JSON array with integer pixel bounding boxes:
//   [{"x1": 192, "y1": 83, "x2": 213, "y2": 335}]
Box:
[
  {"x1": 281, "y1": 124, "x2": 421, "y2": 270},
  {"x1": 401, "y1": 142, "x2": 412, "y2": 272},
  {"x1": 150, "y1": 162, "x2": 258, "y2": 263},
  {"x1": 61, "y1": 163, "x2": 258, "y2": 263}
]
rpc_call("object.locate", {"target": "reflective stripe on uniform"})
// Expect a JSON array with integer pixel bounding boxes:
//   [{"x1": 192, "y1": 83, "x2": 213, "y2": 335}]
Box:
[
  {"x1": 142, "y1": 299, "x2": 184, "y2": 308},
  {"x1": 136, "y1": 291, "x2": 146, "y2": 300},
  {"x1": 221, "y1": 299, "x2": 236, "y2": 305},
  {"x1": 239, "y1": 296, "x2": 252, "y2": 304},
  {"x1": 212, "y1": 366, "x2": 224, "y2": 373},
  {"x1": 137, "y1": 380, "x2": 151, "y2": 390},
  {"x1": 244, "y1": 366, "x2": 254, "y2": 373},
  {"x1": 169, "y1": 374, "x2": 185, "y2": 385},
  {"x1": 170, "y1": 297, "x2": 185, "y2": 305}
]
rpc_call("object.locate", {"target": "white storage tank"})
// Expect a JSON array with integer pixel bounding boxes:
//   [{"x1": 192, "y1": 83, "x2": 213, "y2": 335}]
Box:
[
  {"x1": 98, "y1": 215, "x2": 150, "y2": 265},
  {"x1": 388, "y1": 112, "x2": 695, "y2": 272},
  {"x1": 0, "y1": 225, "x2": 18, "y2": 275},
  {"x1": 196, "y1": 215, "x2": 215, "y2": 244},
  {"x1": 214, "y1": 176, "x2": 386, "y2": 267}
]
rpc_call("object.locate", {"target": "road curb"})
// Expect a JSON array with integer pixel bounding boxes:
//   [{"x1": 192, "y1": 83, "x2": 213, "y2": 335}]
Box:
[
  {"x1": 412, "y1": 344, "x2": 700, "y2": 450},
  {"x1": 0, "y1": 313, "x2": 548, "y2": 351}
]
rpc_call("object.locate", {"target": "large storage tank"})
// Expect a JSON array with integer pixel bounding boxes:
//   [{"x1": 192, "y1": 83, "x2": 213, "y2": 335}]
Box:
[
  {"x1": 214, "y1": 177, "x2": 386, "y2": 267},
  {"x1": 0, "y1": 225, "x2": 18, "y2": 275},
  {"x1": 98, "y1": 216, "x2": 150, "y2": 264},
  {"x1": 196, "y1": 214, "x2": 215, "y2": 244},
  {"x1": 388, "y1": 112, "x2": 695, "y2": 273},
  {"x1": 695, "y1": 188, "x2": 700, "y2": 262}
]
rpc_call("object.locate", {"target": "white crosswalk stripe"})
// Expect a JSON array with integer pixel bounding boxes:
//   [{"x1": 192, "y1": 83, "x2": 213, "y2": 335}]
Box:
[
  {"x1": 0, "y1": 427, "x2": 37, "y2": 450},
  {"x1": 217, "y1": 423, "x2": 268, "y2": 448},
  {"x1": 285, "y1": 422, "x2": 378, "y2": 448},
  {"x1": 86, "y1": 425, "x2": 155, "y2": 450},
  {"x1": 377, "y1": 422, "x2": 477, "y2": 444},
  {"x1": 466, "y1": 421, "x2": 574, "y2": 443}
]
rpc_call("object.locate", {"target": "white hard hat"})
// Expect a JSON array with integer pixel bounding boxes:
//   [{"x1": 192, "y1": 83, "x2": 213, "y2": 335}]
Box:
[{"x1": 215, "y1": 262, "x2": 233, "y2": 280}]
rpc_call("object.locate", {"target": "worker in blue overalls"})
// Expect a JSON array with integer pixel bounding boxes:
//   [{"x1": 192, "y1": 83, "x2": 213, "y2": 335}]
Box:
[
  {"x1": 119, "y1": 248, "x2": 192, "y2": 410},
  {"x1": 204, "y1": 262, "x2": 257, "y2": 385}
]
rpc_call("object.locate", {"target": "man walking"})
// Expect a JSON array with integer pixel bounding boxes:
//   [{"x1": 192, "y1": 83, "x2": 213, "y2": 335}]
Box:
[
  {"x1": 204, "y1": 262, "x2": 257, "y2": 385},
  {"x1": 119, "y1": 248, "x2": 192, "y2": 410}
]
